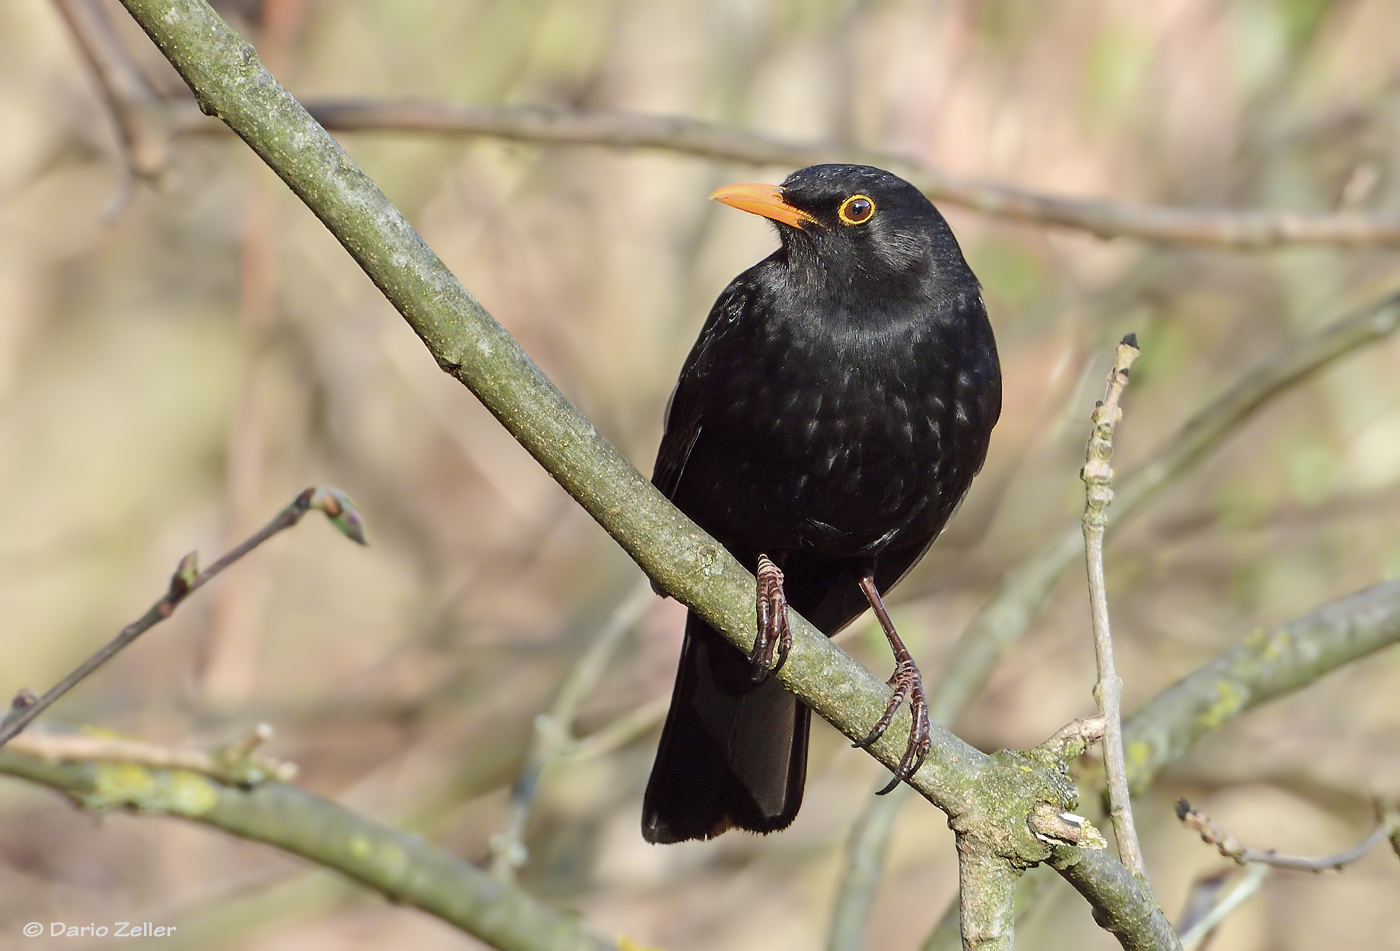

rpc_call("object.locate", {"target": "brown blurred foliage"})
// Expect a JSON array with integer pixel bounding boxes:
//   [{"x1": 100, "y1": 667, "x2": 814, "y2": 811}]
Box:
[{"x1": 2, "y1": 0, "x2": 1400, "y2": 948}]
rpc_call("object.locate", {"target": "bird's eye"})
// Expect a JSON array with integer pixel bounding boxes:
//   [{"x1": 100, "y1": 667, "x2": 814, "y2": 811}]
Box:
[{"x1": 838, "y1": 195, "x2": 875, "y2": 225}]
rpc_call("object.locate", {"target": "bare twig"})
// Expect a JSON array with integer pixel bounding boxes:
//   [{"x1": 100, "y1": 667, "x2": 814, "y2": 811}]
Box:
[
  {"x1": 1177, "y1": 863, "x2": 1270, "y2": 951},
  {"x1": 488, "y1": 578, "x2": 654, "y2": 882},
  {"x1": 1081, "y1": 336, "x2": 1147, "y2": 881},
  {"x1": 164, "y1": 99, "x2": 1400, "y2": 248},
  {"x1": 2, "y1": 723, "x2": 296, "y2": 786},
  {"x1": 1175, "y1": 799, "x2": 1398, "y2": 871},
  {"x1": 559, "y1": 693, "x2": 669, "y2": 763},
  {"x1": 54, "y1": 0, "x2": 172, "y2": 186},
  {"x1": 927, "y1": 571, "x2": 1400, "y2": 951},
  {"x1": 0, "y1": 486, "x2": 365, "y2": 749}
]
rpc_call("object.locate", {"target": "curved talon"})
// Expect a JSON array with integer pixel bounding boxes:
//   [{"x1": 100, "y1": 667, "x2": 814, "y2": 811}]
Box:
[
  {"x1": 852, "y1": 679, "x2": 911, "y2": 749},
  {"x1": 750, "y1": 554, "x2": 791, "y2": 682}
]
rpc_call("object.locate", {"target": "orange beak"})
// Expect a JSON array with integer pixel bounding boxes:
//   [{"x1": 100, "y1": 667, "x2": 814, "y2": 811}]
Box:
[{"x1": 709, "y1": 182, "x2": 821, "y2": 230}]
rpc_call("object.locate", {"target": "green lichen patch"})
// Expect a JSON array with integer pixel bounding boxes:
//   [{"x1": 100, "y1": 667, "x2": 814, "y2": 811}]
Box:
[{"x1": 80, "y1": 763, "x2": 219, "y2": 817}]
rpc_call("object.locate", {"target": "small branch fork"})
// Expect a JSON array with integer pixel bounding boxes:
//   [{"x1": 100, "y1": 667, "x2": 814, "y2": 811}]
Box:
[
  {"x1": 1175, "y1": 799, "x2": 1400, "y2": 872},
  {"x1": 488, "y1": 578, "x2": 654, "y2": 883},
  {"x1": 0, "y1": 487, "x2": 365, "y2": 750},
  {"x1": 1082, "y1": 335, "x2": 1148, "y2": 882}
]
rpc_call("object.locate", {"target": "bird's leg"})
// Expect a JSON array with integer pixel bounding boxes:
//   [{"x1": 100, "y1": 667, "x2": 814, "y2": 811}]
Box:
[
  {"x1": 852, "y1": 574, "x2": 931, "y2": 795},
  {"x1": 750, "y1": 554, "x2": 792, "y2": 682}
]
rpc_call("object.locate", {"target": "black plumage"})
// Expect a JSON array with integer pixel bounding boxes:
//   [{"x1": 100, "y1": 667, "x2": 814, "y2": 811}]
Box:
[{"x1": 643, "y1": 164, "x2": 1001, "y2": 844}]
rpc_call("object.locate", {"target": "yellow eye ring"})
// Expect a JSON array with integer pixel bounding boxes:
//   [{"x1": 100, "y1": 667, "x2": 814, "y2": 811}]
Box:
[{"x1": 838, "y1": 194, "x2": 876, "y2": 225}]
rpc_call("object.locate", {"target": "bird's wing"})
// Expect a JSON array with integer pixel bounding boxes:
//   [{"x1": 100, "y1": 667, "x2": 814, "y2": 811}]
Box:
[{"x1": 651, "y1": 277, "x2": 757, "y2": 500}]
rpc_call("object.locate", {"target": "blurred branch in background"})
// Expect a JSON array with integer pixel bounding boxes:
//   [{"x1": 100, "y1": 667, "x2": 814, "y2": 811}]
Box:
[
  {"x1": 47, "y1": 6, "x2": 1400, "y2": 250},
  {"x1": 2, "y1": 722, "x2": 295, "y2": 786},
  {"x1": 1176, "y1": 863, "x2": 1270, "y2": 951},
  {"x1": 178, "y1": 100, "x2": 1400, "y2": 249},
  {"x1": 52, "y1": 0, "x2": 169, "y2": 210},
  {"x1": 0, "y1": 487, "x2": 365, "y2": 750},
  {"x1": 0, "y1": 744, "x2": 617, "y2": 951},
  {"x1": 195, "y1": 0, "x2": 308, "y2": 705},
  {"x1": 833, "y1": 288, "x2": 1400, "y2": 951},
  {"x1": 1122, "y1": 576, "x2": 1400, "y2": 794},
  {"x1": 488, "y1": 576, "x2": 653, "y2": 883}
]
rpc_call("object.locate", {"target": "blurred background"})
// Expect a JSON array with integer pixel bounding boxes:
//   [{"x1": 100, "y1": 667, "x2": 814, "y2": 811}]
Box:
[{"x1": 2, "y1": 0, "x2": 1400, "y2": 948}]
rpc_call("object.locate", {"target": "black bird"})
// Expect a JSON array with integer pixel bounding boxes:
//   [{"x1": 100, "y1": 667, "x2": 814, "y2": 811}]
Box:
[{"x1": 643, "y1": 164, "x2": 1001, "y2": 844}]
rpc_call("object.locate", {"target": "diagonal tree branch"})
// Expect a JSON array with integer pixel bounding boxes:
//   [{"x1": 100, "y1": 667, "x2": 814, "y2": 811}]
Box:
[
  {"x1": 69, "y1": 3, "x2": 1182, "y2": 948},
  {"x1": 1122, "y1": 577, "x2": 1400, "y2": 794},
  {"x1": 164, "y1": 98, "x2": 1400, "y2": 248},
  {"x1": 0, "y1": 743, "x2": 615, "y2": 951}
]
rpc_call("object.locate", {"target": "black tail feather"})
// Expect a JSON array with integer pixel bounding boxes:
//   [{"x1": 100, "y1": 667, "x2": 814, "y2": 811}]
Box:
[{"x1": 642, "y1": 611, "x2": 809, "y2": 843}]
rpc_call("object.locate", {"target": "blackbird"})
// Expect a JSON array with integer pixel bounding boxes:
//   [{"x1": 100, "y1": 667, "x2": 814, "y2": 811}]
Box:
[{"x1": 643, "y1": 164, "x2": 1001, "y2": 844}]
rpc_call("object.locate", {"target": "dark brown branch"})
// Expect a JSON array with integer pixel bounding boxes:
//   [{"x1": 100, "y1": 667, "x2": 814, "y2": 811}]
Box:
[
  {"x1": 1175, "y1": 799, "x2": 1398, "y2": 871},
  {"x1": 0, "y1": 487, "x2": 365, "y2": 749},
  {"x1": 161, "y1": 98, "x2": 1400, "y2": 248}
]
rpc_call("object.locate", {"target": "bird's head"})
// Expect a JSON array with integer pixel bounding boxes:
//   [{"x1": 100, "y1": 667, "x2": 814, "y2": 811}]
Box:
[{"x1": 710, "y1": 164, "x2": 975, "y2": 302}]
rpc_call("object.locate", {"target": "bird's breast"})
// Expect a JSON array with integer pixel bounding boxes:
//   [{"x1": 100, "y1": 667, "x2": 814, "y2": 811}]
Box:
[{"x1": 700, "y1": 313, "x2": 982, "y2": 554}]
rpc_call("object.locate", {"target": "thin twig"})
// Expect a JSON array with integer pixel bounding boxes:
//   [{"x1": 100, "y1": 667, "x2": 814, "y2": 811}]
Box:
[
  {"x1": 1178, "y1": 863, "x2": 1270, "y2": 951},
  {"x1": 488, "y1": 577, "x2": 654, "y2": 882},
  {"x1": 0, "y1": 486, "x2": 365, "y2": 749},
  {"x1": 1082, "y1": 335, "x2": 1146, "y2": 881},
  {"x1": 1175, "y1": 799, "x2": 1399, "y2": 871},
  {"x1": 559, "y1": 693, "x2": 670, "y2": 763},
  {"x1": 162, "y1": 98, "x2": 1400, "y2": 248},
  {"x1": 53, "y1": 0, "x2": 171, "y2": 185}
]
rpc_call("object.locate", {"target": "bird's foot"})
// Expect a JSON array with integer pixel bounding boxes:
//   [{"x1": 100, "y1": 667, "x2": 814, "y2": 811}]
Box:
[
  {"x1": 853, "y1": 656, "x2": 931, "y2": 795},
  {"x1": 750, "y1": 554, "x2": 791, "y2": 682}
]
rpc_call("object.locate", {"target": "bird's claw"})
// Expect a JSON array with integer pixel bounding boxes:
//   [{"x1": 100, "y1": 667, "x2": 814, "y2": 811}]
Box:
[
  {"x1": 750, "y1": 554, "x2": 791, "y2": 682},
  {"x1": 853, "y1": 657, "x2": 931, "y2": 795}
]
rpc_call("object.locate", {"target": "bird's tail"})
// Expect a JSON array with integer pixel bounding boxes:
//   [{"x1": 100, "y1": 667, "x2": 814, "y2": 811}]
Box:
[{"x1": 642, "y1": 610, "x2": 810, "y2": 844}]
